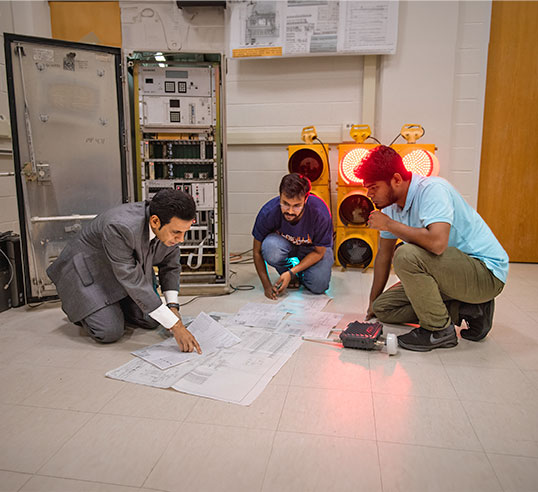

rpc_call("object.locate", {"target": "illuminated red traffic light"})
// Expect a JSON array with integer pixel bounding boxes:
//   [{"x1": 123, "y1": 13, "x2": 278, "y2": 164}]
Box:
[
  {"x1": 402, "y1": 149, "x2": 439, "y2": 177},
  {"x1": 339, "y1": 148, "x2": 372, "y2": 185}
]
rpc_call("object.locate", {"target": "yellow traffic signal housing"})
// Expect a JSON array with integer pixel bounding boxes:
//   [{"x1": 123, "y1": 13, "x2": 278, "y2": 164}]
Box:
[
  {"x1": 334, "y1": 187, "x2": 379, "y2": 268},
  {"x1": 288, "y1": 143, "x2": 330, "y2": 186},
  {"x1": 310, "y1": 185, "x2": 331, "y2": 212},
  {"x1": 335, "y1": 142, "x2": 379, "y2": 268},
  {"x1": 335, "y1": 226, "x2": 379, "y2": 268}
]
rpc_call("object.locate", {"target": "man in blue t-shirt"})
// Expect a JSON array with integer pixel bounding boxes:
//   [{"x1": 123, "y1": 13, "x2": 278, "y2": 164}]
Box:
[
  {"x1": 355, "y1": 146, "x2": 508, "y2": 352},
  {"x1": 252, "y1": 173, "x2": 334, "y2": 299}
]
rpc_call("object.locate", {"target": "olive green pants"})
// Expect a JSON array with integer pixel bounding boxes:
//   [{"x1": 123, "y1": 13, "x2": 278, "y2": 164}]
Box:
[{"x1": 372, "y1": 244, "x2": 505, "y2": 331}]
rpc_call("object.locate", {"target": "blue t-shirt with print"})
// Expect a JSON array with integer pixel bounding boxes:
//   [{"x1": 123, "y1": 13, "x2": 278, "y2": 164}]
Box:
[
  {"x1": 380, "y1": 174, "x2": 509, "y2": 283},
  {"x1": 252, "y1": 194, "x2": 333, "y2": 248}
]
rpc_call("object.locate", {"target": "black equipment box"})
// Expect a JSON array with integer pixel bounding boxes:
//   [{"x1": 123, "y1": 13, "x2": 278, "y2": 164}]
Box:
[
  {"x1": 339, "y1": 321, "x2": 383, "y2": 350},
  {"x1": 0, "y1": 232, "x2": 25, "y2": 310},
  {"x1": 0, "y1": 268, "x2": 10, "y2": 312}
]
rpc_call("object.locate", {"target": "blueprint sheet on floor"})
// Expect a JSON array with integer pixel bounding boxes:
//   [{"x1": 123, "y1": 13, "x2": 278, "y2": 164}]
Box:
[{"x1": 106, "y1": 296, "x2": 343, "y2": 405}]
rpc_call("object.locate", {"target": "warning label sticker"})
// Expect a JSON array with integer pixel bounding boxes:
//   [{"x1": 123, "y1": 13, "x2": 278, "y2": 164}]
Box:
[{"x1": 232, "y1": 47, "x2": 283, "y2": 58}]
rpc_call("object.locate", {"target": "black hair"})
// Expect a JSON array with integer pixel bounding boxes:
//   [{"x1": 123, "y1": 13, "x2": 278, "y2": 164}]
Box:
[
  {"x1": 279, "y1": 173, "x2": 312, "y2": 199},
  {"x1": 149, "y1": 189, "x2": 196, "y2": 227},
  {"x1": 355, "y1": 145, "x2": 411, "y2": 184}
]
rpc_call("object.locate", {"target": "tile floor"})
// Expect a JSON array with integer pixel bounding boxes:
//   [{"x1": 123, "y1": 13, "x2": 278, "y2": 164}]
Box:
[{"x1": 1, "y1": 262, "x2": 538, "y2": 492}]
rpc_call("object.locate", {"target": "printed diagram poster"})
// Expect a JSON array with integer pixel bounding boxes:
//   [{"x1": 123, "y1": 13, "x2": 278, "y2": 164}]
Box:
[{"x1": 228, "y1": 0, "x2": 399, "y2": 58}]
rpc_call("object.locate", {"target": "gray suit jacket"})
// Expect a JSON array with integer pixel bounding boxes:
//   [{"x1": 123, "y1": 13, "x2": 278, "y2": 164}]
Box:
[{"x1": 47, "y1": 201, "x2": 181, "y2": 322}]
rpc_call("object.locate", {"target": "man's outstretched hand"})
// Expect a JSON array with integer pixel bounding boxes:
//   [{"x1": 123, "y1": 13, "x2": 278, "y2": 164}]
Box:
[
  {"x1": 171, "y1": 322, "x2": 202, "y2": 354},
  {"x1": 264, "y1": 284, "x2": 278, "y2": 300},
  {"x1": 274, "y1": 270, "x2": 293, "y2": 295},
  {"x1": 365, "y1": 303, "x2": 375, "y2": 321},
  {"x1": 168, "y1": 307, "x2": 201, "y2": 354}
]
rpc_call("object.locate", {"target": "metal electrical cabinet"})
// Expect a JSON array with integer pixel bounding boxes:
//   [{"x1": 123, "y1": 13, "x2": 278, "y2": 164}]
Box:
[
  {"x1": 127, "y1": 52, "x2": 229, "y2": 293},
  {"x1": 4, "y1": 34, "x2": 229, "y2": 303},
  {"x1": 4, "y1": 34, "x2": 129, "y2": 303}
]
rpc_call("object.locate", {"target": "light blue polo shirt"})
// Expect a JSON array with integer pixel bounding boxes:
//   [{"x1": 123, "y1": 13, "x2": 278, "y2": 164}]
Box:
[{"x1": 380, "y1": 174, "x2": 509, "y2": 283}]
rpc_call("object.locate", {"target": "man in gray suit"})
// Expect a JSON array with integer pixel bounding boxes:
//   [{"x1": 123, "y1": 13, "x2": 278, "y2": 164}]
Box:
[{"x1": 47, "y1": 189, "x2": 201, "y2": 353}]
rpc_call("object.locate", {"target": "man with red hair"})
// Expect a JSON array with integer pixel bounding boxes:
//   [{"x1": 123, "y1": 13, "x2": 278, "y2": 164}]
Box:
[{"x1": 356, "y1": 145, "x2": 508, "y2": 351}]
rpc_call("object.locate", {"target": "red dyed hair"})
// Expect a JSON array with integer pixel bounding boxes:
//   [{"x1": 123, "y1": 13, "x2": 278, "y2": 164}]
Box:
[{"x1": 354, "y1": 145, "x2": 411, "y2": 184}]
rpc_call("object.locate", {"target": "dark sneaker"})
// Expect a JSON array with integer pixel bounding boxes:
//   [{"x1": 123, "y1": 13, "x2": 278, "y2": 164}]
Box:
[
  {"x1": 460, "y1": 299, "x2": 495, "y2": 341},
  {"x1": 397, "y1": 324, "x2": 458, "y2": 352}
]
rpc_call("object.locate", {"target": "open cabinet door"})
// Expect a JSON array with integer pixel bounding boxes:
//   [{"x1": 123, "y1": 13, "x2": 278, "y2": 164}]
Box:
[{"x1": 4, "y1": 34, "x2": 128, "y2": 303}]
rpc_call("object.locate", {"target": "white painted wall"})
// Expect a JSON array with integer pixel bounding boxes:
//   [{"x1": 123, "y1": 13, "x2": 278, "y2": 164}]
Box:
[
  {"x1": 0, "y1": 0, "x2": 51, "y2": 234},
  {"x1": 377, "y1": 1, "x2": 459, "y2": 175},
  {"x1": 0, "y1": 1, "x2": 492, "y2": 254},
  {"x1": 449, "y1": 1, "x2": 491, "y2": 208}
]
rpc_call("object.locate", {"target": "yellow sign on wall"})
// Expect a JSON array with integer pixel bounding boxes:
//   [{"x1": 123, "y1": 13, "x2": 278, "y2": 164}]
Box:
[
  {"x1": 49, "y1": 1, "x2": 122, "y2": 47},
  {"x1": 232, "y1": 47, "x2": 282, "y2": 58}
]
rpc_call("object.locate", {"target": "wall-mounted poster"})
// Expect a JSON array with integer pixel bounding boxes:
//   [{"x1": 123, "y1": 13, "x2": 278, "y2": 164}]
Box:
[{"x1": 227, "y1": 0, "x2": 399, "y2": 59}]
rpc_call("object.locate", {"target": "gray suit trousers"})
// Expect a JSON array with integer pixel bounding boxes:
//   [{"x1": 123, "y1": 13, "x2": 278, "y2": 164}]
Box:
[{"x1": 81, "y1": 296, "x2": 159, "y2": 343}]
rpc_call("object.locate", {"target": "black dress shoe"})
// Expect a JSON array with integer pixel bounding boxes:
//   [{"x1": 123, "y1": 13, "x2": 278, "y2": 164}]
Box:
[
  {"x1": 397, "y1": 324, "x2": 458, "y2": 352},
  {"x1": 460, "y1": 299, "x2": 495, "y2": 341}
]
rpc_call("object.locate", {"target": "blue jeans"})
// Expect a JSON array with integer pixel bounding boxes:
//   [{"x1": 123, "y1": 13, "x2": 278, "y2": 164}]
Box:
[{"x1": 261, "y1": 233, "x2": 333, "y2": 294}]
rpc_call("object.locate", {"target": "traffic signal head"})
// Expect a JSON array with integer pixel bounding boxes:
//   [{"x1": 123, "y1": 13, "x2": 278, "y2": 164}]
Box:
[
  {"x1": 335, "y1": 227, "x2": 378, "y2": 268},
  {"x1": 391, "y1": 144, "x2": 439, "y2": 177},
  {"x1": 336, "y1": 141, "x2": 379, "y2": 268},
  {"x1": 402, "y1": 149, "x2": 439, "y2": 176},
  {"x1": 337, "y1": 143, "x2": 379, "y2": 186},
  {"x1": 288, "y1": 146, "x2": 327, "y2": 184},
  {"x1": 391, "y1": 124, "x2": 439, "y2": 177},
  {"x1": 337, "y1": 190, "x2": 374, "y2": 228},
  {"x1": 340, "y1": 148, "x2": 369, "y2": 185},
  {"x1": 288, "y1": 147, "x2": 324, "y2": 182}
]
